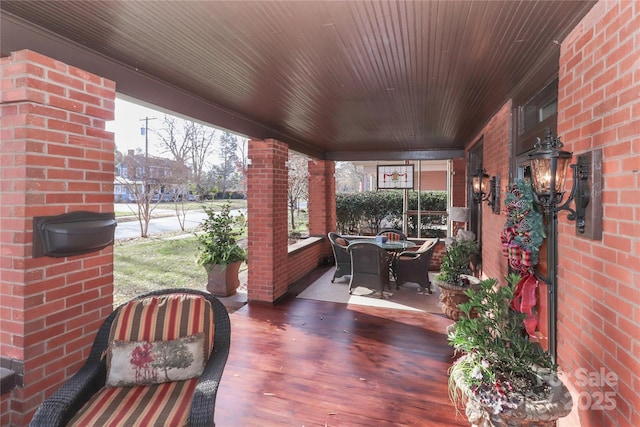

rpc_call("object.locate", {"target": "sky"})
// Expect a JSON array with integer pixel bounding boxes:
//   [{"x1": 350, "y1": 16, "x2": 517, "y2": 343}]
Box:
[
  {"x1": 105, "y1": 97, "x2": 167, "y2": 156},
  {"x1": 105, "y1": 96, "x2": 244, "y2": 162}
]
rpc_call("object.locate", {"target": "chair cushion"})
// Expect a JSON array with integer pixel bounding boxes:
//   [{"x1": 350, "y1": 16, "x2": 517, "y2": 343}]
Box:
[
  {"x1": 419, "y1": 239, "x2": 435, "y2": 252},
  {"x1": 335, "y1": 237, "x2": 348, "y2": 246},
  {"x1": 106, "y1": 294, "x2": 214, "y2": 387},
  {"x1": 106, "y1": 333, "x2": 207, "y2": 387},
  {"x1": 68, "y1": 378, "x2": 198, "y2": 427}
]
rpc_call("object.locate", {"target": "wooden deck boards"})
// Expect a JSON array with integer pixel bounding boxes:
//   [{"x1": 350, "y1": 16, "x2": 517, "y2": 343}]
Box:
[{"x1": 214, "y1": 270, "x2": 468, "y2": 426}]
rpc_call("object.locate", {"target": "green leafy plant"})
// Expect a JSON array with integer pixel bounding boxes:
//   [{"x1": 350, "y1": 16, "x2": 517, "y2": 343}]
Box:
[
  {"x1": 448, "y1": 273, "x2": 556, "y2": 415},
  {"x1": 196, "y1": 202, "x2": 247, "y2": 270},
  {"x1": 435, "y1": 231, "x2": 479, "y2": 287}
]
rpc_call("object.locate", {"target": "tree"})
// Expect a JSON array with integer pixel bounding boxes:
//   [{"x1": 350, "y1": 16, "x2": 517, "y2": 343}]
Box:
[
  {"x1": 215, "y1": 131, "x2": 240, "y2": 194},
  {"x1": 335, "y1": 161, "x2": 364, "y2": 193},
  {"x1": 155, "y1": 115, "x2": 217, "y2": 192},
  {"x1": 116, "y1": 152, "x2": 189, "y2": 237},
  {"x1": 235, "y1": 137, "x2": 249, "y2": 195},
  {"x1": 287, "y1": 152, "x2": 309, "y2": 230},
  {"x1": 187, "y1": 122, "x2": 217, "y2": 191}
]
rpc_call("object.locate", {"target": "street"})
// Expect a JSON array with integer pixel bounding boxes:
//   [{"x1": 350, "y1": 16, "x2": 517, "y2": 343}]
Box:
[{"x1": 114, "y1": 204, "x2": 245, "y2": 240}]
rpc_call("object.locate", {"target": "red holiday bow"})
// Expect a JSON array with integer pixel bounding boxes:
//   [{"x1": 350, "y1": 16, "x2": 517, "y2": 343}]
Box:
[{"x1": 510, "y1": 273, "x2": 539, "y2": 338}]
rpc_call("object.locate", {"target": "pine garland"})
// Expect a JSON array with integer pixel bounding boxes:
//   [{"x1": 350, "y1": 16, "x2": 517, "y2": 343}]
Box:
[{"x1": 501, "y1": 179, "x2": 545, "y2": 272}]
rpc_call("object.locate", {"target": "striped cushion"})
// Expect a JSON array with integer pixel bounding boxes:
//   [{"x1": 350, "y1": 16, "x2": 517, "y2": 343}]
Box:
[
  {"x1": 68, "y1": 378, "x2": 197, "y2": 427},
  {"x1": 381, "y1": 231, "x2": 402, "y2": 241},
  {"x1": 109, "y1": 293, "x2": 214, "y2": 354},
  {"x1": 106, "y1": 294, "x2": 214, "y2": 387}
]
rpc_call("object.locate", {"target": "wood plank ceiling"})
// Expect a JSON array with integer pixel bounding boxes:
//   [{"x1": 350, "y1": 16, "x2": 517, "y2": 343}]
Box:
[{"x1": 1, "y1": 1, "x2": 595, "y2": 160}]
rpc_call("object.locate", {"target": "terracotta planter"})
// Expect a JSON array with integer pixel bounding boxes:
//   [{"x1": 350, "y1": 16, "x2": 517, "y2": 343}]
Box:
[
  {"x1": 205, "y1": 261, "x2": 242, "y2": 297},
  {"x1": 435, "y1": 275, "x2": 480, "y2": 321}
]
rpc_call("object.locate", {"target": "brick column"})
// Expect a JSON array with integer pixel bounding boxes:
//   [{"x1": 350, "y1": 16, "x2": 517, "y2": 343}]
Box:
[
  {"x1": 246, "y1": 139, "x2": 289, "y2": 303},
  {"x1": 307, "y1": 159, "x2": 336, "y2": 236},
  {"x1": 450, "y1": 157, "x2": 467, "y2": 209},
  {"x1": 0, "y1": 50, "x2": 115, "y2": 425}
]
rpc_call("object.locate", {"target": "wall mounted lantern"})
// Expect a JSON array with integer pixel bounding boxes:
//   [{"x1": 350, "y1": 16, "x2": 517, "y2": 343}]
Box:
[
  {"x1": 472, "y1": 168, "x2": 500, "y2": 213},
  {"x1": 528, "y1": 128, "x2": 591, "y2": 233},
  {"x1": 527, "y1": 127, "x2": 601, "y2": 363},
  {"x1": 471, "y1": 168, "x2": 489, "y2": 203}
]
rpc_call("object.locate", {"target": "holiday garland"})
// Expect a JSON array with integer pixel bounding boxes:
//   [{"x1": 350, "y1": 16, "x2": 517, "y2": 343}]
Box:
[
  {"x1": 501, "y1": 179, "x2": 546, "y2": 338},
  {"x1": 500, "y1": 179, "x2": 545, "y2": 272}
]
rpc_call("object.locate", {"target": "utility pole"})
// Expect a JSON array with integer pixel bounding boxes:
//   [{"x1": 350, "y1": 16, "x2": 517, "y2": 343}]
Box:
[
  {"x1": 139, "y1": 117, "x2": 156, "y2": 184},
  {"x1": 136, "y1": 116, "x2": 157, "y2": 238}
]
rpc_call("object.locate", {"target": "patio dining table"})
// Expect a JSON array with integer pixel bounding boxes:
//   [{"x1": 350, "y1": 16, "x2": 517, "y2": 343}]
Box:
[
  {"x1": 348, "y1": 239, "x2": 417, "y2": 281},
  {"x1": 349, "y1": 239, "x2": 417, "y2": 251}
]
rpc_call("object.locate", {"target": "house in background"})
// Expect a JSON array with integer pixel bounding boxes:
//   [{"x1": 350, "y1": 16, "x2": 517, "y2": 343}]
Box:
[{"x1": 114, "y1": 149, "x2": 190, "y2": 202}]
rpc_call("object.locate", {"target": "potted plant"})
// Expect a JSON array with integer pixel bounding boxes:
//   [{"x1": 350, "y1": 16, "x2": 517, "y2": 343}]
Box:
[
  {"x1": 448, "y1": 273, "x2": 572, "y2": 426},
  {"x1": 196, "y1": 201, "x2": 247, "y2": 296},
  {"x1": 434, "y1": 230, "x2": 480, "y2": 320}
]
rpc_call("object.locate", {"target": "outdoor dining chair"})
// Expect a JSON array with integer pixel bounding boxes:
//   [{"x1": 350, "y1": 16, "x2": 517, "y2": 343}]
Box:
[
  {"x1": 30, "y1": 289, "x2": 230, "y2": 427},
  {"x1": 376, "y1": 229, "x2": 407, "y2": 241},
  {"x1": 347, "y1": 242, "x2": 391, "y2": 298},
  {"x1": 395, "y1": 238, "x2": 439, "y2": 293},
  {"x1": 328, "y1": 232, "x2": 352, "y2": 283}
]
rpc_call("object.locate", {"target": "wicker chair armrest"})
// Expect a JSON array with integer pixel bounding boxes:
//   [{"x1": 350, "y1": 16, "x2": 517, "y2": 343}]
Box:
[
  {"x1": 188, "y1": 343, "x2": 230, "y2": 427},
  {"x1": 397, "y1": 250, "x2": 420, "y2": 258},
  {"x1": 29, "y1": 362, "x2": 106, "y2": 427},
  {"x1": 188, "y1": 292, "x2": 231, "y2": 427}
]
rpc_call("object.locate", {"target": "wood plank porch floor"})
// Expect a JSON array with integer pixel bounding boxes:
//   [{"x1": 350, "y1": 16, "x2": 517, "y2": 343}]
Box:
[{"x1": 214, "y1": 267, "x2": 468, "y2": 426}]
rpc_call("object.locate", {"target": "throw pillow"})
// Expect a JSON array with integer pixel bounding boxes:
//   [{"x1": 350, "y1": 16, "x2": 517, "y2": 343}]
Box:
[{"x1": 106, "y1": 332, "x2": 207, "y2": 387}]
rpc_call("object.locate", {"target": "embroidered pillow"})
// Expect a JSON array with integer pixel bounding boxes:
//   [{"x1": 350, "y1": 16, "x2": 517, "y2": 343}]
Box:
[{"x1": 106, "y1": 332, "x2": 207, "y2": 387}]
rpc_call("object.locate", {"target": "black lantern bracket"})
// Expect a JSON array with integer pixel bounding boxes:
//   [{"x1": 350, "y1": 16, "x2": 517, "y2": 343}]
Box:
[{"x1": 472, "y1": 168, "x2": 500, "y2": 213}]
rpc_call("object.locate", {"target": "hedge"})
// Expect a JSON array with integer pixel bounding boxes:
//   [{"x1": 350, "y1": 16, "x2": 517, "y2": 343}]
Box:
[{"x1": 336, "y1": 191, "x2": 447, "y2": 237}]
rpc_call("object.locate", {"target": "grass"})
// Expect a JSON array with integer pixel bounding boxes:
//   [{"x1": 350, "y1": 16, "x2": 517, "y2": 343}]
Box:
[
  {"x1": 113, "y1": 235, "x2": 209, "y2": 307},
  {"x1": 113, "y1": 203, "x2": 305, "y2": 307}
]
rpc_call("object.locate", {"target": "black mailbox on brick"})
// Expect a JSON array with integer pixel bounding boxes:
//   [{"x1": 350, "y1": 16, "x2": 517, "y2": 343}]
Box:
[{"x1": 33, "y1": 211, "x2": 117, "y2": 258}]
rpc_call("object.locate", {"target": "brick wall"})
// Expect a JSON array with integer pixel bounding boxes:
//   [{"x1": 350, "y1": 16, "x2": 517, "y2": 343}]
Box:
[
  {"x1": 472, "y1": 101, "x2": 512, "y2": 282},
  {"x1": 556, "y1": 1, "x2": 640, "y2": 426},
  {"x1": 287, "y1": 241, "x2": 326, "y2": 285},
  {"x1": 0, "y1": 50, "x2": 115, "y2": 425}
]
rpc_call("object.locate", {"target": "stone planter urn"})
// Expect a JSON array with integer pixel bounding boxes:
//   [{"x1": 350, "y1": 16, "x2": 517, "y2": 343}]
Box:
[
  {"x1": 450, "y1": 363, "x2": 573, "y2": 427},
  {"x1": 435, "y1": 275, "x2": 481, "y2": 321},
  {"x1": 206, "y1": 261, "x2": 242, "y2": 297}
]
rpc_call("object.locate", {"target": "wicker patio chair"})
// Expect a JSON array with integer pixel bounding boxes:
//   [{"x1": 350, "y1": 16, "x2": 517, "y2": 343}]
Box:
[
  {"x1": 347, "y1": 242, "x2": 391, "y2": 298},
  {"x1": 30, "y1": 288, "x2": 231, "y2": 427},
  {"x1": 376, "y1": 229, "x2": 407, "y2": 241},
  {"x1": 395, "y1": 238, "x2": 439, "y2": 293},
  {"x1": 328, "y1": 232, "x2": 352, "y2": 283}
]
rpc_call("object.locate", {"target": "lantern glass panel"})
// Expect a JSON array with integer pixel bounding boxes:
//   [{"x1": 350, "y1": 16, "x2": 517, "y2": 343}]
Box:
[{"x1": 530, "y1": 157, "x2": 552, "y2": 195}]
